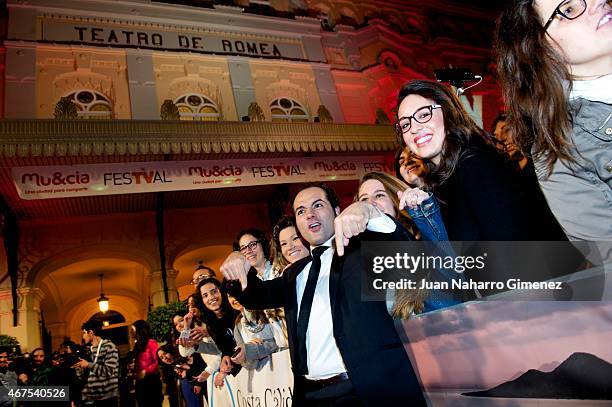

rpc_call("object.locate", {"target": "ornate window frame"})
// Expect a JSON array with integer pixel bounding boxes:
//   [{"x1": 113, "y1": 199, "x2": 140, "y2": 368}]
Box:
[
  {"x1": 174, "y1": 93, "x2": 221, "y2": 121},
  {"x1": 62, "y1": 89, "x2": 113, "y2": 119},
  {"x1": 270, "y1": 97, "x2": 309, "y2": 122}
]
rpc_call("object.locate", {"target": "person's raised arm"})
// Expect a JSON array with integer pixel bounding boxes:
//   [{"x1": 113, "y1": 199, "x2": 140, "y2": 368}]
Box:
[
  {"x1": 221, "y1": 252, "x2": 287, "y2": 309},
  {"x1": 334, "y1": 201, "x2": 396, "y2": 256}
]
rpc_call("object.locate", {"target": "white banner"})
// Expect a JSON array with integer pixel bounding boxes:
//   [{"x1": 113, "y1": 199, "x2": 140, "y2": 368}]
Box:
[
  {"x1": 11, "y1": 156, "x2": 392, "y2": 200},
  {"x1": 207, "y1": 350, "x2": 293, "y2": 407}
]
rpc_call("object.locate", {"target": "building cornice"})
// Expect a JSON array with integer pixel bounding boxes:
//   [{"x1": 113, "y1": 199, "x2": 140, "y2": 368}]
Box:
[
  {"x1": 0, "y1": 120, "x2": 398, "y2": 157},
  {"x1": 8, "y1": 0, "x2": 322, "y2": 37}
]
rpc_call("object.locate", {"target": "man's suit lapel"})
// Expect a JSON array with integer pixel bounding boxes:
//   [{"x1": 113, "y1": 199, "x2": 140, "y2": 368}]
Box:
[
  {"x1": 329, "y1": 249, "x2": 344, "y2": 313},
  {"x1": 286, "y1": 256, "x2": 311, "y2": 356}
]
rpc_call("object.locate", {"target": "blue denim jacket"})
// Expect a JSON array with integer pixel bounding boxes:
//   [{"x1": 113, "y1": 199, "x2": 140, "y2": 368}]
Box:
[
  {"x1": 406, "y1": 194, "x2": 449, "y2": 241},
  {"x1": 406, "y1": 195, "x2": 464, "y2": 312}
]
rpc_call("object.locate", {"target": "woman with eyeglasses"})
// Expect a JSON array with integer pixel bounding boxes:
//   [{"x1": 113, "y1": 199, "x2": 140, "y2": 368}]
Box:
[
  {"x1": 233, "y1": 228, "x2": 274, "y2": 281},
  {"x1": 495, "y1": 0, "x2": 612, "y2": 241},
  {"x1": 395, "y1": 79, "x2": 566, "y2": 241}
]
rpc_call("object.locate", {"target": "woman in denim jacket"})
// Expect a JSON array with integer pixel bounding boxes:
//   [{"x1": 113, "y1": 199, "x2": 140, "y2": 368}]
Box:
[
  {"x1": 395, "y1": 148, "x2": 450, "y2": 241},
  {"x1": 357, "y1": 171, "x2": 448, "y2": 241},
  {"x1": 356, "y1": 171, "x2": 462, "y2": 316},
  {"x1": 495, "y1": 0, "x2": 611, "y2": 241}
]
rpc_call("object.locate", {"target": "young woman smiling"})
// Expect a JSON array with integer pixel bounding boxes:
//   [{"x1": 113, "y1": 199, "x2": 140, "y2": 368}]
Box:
[
  {"x1": 395, "y1": 79, "x2": 567, "y2": 241},
  {"x1": 270, "y1": 215, "x2": 309, "y2": 277},
  {"x1": 356, "y1": 171, "x2": 448, "y2": 241},
  {"x1": 234, "y1": 229, "x2": 274, "y2": 280},
  {"x1": 195, "y1": 278, "x2": 241, "y2": 388}
]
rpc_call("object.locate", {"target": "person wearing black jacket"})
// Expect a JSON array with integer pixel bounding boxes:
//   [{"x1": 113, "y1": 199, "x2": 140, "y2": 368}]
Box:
[
  {"x1": 394, "y1": 80, "x2": 585, "y2": 296},
  {"x1": 221, "y1": 184, "x2": 426, "y2": 406},
  {"x1": 395, "y1": 80, "x2": 566, "y2": 242},
  {"x1": 194, "y1": 278, "x2": 241, "y2": 388}
]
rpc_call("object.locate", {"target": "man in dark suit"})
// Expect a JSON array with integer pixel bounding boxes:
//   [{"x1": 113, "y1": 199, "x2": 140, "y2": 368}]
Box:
[{"x1": 221, "y1": 184, "x2": 426, "y2": 406}]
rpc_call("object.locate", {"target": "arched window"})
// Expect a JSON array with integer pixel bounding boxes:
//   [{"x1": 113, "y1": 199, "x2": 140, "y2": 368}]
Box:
[
  {"x1": 174, "y1": 93, "x2": 220, "y2": 121},
  {"x1": 63, "y1": 89, "x2": 113, "y2": 119},
  {"x1": 270, "y1": 98, "x2": 309, "y2": 122}
]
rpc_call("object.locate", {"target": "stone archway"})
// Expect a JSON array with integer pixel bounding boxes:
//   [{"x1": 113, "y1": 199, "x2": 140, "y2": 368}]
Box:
[
  {"x1": 24, "y1": 245, "x2": 154, "y2": 351},
  {"x1": 66, "y1": 302, "x2": 146, "y2": 356}
]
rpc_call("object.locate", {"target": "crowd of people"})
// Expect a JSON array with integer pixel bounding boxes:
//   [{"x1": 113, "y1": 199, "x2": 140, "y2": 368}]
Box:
[{"x1": 1, "y1": 1, "x2": 609, "y2": 405}]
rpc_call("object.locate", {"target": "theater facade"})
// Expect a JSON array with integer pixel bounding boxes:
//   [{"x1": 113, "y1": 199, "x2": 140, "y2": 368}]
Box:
[{"x1": 0, "y1": 0, "x2": 501, "y2": 352}]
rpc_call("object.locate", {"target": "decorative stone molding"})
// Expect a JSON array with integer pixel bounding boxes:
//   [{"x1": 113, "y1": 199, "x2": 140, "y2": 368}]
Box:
[
  {"x1": 168, "y1": 77, "x2": 220, "y2": 105},
  {"x1": 265, "y1": 81, "x2": 308, "y2": 110},
  {"x1": 160, "y1": 99, "x2": 180, "y2": 120},
  {"x1": 0, "y1": 120, "x2": 397, "y2": 157},
  {"x1": 317, "y1": 104, "x2": 333, "y2": 123},
  {"x1": 54, "y1": 97, "x2": 78, "y2": 119},
  {"x1": 248, "y1": 102, "x2": 266, "y2": 122},
  {"x1": 53, "y1": 71, "x2": 114, "y2": 103}
]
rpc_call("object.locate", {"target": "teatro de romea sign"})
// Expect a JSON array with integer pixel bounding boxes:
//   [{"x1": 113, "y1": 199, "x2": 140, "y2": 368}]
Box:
[{"x1": 40, "y1": 16, "x2": 306, "y2": 60}]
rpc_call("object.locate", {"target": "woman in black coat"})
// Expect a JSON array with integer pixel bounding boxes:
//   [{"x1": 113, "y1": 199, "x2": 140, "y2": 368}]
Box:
[
  {"x1": 394, "y1": 79, "x2": 565, "y2": 241},
  {"x1": 195, "y1": 278, "x2": 241, "y2": 388},
  {"x1": 394, "y1": 80, "x2": 579, "y2": 296}
]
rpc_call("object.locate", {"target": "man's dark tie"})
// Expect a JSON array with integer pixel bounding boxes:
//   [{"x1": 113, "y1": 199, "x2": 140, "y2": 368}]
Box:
[{"x1": 295, "y1": 246, "x2": 328, "y2": 375}]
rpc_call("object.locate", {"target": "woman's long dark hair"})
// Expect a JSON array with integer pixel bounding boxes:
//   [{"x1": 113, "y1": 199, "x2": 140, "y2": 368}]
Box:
[
  {"x1": 395, "y1": 80, "x2": 486, "y2": 188},
  {"x1": 494, "y1": 0, "x2": 575, "y2": 176},
  {"x1": 132, "y1": 319, "x2": 151, "y2": 354},
  {"x1": 157, "y1": 344, "x2": 178, "y2": 365},
  {"x1": 195, "y1": 278, "x2": 236, "y2": 325}
]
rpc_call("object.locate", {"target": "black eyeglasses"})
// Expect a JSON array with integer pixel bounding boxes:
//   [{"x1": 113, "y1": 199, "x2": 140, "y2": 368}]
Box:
[
  {"x1": 239, "y1": 240, "x2": 260, "y2": 253},
  {"x1": 543, "y1": 0, "x2": 587, "y2": 31},
  {"x1": 394, "y1": 105, "x2": 442, "y2": 138}
]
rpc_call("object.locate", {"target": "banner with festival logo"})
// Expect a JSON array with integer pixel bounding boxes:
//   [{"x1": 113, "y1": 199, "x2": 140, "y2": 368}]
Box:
[
  {"x1": 206, "y1": 349, "x2": 293, "y2": 407},
  {"x1": 11, "y1": 156, "x2": 393, "y2": 200}
]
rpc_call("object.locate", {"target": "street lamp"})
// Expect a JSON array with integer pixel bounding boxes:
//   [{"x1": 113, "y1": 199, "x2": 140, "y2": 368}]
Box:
[{"x1": 97, "y1": 273, "x2": 109, "y2": 313}]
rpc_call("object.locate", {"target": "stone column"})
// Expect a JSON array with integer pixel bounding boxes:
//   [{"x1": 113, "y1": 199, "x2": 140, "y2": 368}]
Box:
[
  {"x1": 150, "y1": 269, "x2": 179, "y2": 308},
  {"x1": 46, "y1": 322, "x2": 68, "y2": 351},
  {"x1": 125, "y1": 49, "x2": 159, "y2": 119},
  {"x1": 227, "y1": 56, "x2": 256, "y2": 120},
  {"x1": 0, "y1": 286, "x2": 45, "y2": 352},
  {"x1": 4, "y1": 43, "x2": 37, "y2": 118}
]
